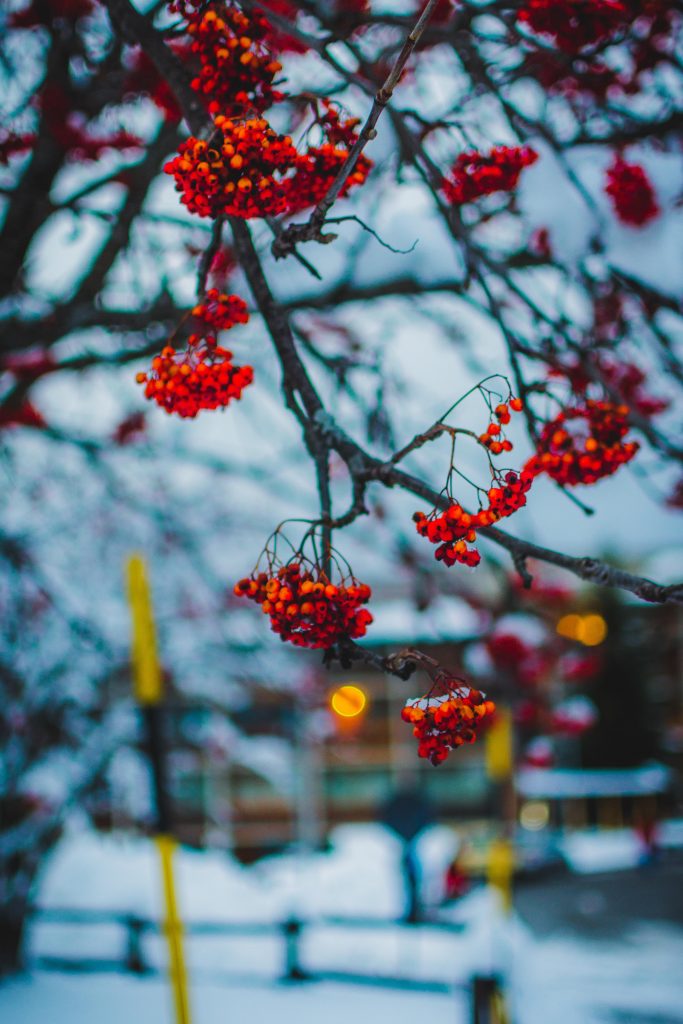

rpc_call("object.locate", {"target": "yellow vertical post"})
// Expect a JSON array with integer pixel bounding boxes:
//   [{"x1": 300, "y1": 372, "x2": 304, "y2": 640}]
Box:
[
  {"x1": 127, "y1": 553, "x2": 162, "y2": 706},
  {"x1": 126, "y1": 553, "x2": 192, "y2": 1024},
  {"x1": 485, "y1": 707, "x2": 514, "y2": 914},
  {"x1": 485, "y1": 707, "x2": 513, "y2": 783},
  {"x1": 156, "y1": 836, "x2": 192, "y2": 1024}
]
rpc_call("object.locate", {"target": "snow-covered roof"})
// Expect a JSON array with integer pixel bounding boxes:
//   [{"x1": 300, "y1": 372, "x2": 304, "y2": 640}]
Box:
[
  {"x1": 368, "y1": 595, "x2": 483, "y2": 645},
  {"x1": 517, "y1": 762, "x2": 671, "y2": 799}
]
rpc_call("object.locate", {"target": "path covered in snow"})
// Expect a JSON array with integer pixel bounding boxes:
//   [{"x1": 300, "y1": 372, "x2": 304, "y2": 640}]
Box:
[{"x1": 1, "y1": 825, "x2": 682, "y2": 1023}]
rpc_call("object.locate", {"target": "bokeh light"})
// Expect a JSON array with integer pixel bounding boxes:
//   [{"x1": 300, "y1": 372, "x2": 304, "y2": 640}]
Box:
[
  {"x1": 330, "y1": 684, "x2": 367, "y2": 718},
  {"x1": 556, "y1": 613, "x2": 608, "y2": 646}
]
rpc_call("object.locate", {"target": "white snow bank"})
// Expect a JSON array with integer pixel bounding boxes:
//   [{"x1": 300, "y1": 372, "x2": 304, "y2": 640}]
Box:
[
  {"x1": 0, "y1": 973, "x2": 460, "y2": 1024},
  {"x1": 558, "y1": 829, "x2": 644, "y2": 874}
]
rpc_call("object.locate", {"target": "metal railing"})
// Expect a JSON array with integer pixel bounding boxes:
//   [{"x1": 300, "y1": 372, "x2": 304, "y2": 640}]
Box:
[{"x1": 28, "y1": 906, "x2": 466, "y2": 991}]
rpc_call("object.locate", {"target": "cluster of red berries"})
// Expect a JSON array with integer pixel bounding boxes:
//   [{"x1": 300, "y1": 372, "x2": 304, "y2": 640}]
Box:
[
  {"x1": 478, "y1": 397, "x2": 524, "y2": 455},
  {"x1": 401, "y1": 684, "x2": 496, "y2": 765},
  {"x1": 554, "y1": 357, "x2": 668, "y2": 420},
  {"x1": 441, "y1": 146, "x2": 538, "y2": 205},
  {"x1": 165, "y1": 117, "x2": 298, "y2": 218},
  {"x1": 171, "y1": 2, "x2": 284, "y2": 116},
  {"x1": 191, "y1": 288, "x2": 249, "y2": 331},
  {"x1": 605, "y1": 156, "x2": 659, "y2": 227},
  {"x1": 414, "y1": 470, "x2": 534, "y2": 568},
  {"x1": 136, "y1": 337, "x2": 253, "y2": 418},
  {"x1": 487, "y1": 630, "x2": 552, "y2": 687},
  {"x1": 521, "y1": 51, "x2": 625, "y2": 99},
  {"x1": 516, "y1": 0, "x2": 629, "y2": 52},
  {"x1": 525, "y1": 400, "x2": 638, "y2": 486},
  {"x1": 165, "y1": 107, "x2": 370, "y2": 220},
  {"x1": 233, "y1": 562, "x2": 373, "y2": 649},
  {"x1": 285, "y1": 103, "x2": 372, "y2": 214}
]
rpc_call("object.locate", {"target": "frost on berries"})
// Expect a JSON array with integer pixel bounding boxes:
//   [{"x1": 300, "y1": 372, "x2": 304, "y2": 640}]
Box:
[{"x1": 402, "y1": 679, "x2": 496, "y2": 765}]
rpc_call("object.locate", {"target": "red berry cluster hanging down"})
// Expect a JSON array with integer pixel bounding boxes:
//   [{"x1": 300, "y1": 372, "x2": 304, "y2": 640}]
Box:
[
  {"x1": 605, "y1": 155, "x2": 659, "y2": 227},
  {"x1": 136, "y1": 339, "x2": 253, "y2": 419},
  {"x1": 414, "y1": 470, "x2": 534, "y2": 568},
  {"x1": 285, "y1": 102, "x2": 372, "y2": 214},
  {"x1": 516, "y1": 1, "x2": 677, "y2": 97},
  {"x1": 165, "y1": 105, "x2": 371, "y2": 220},
  {"x1": 525, "y1": 400, "x2": 638, "y2": 486},
  {"x1": 441, "y1": 146, "x2": 538, "y2": 205},
  {"x1": 169, "y1": 1, "x2": 285, "y2": 116},
  {"x1": 552, "y1": 356, "x2": 669, "y2": 419},
  {"x1": 401, "y1": 683, "x2": 496, "y2": 765},
  {"x1": 191, "y1": 288, "x2": 249, "y2": 331},
  {"x1": 233, "y1": 562, "x2": 373, "y2": 649},
  {"x1": 413, "y1": 396, "x2": 531, "y2": 568},
  {"x1": 478, "y1": 397, "x2": 523, "y2": 455},
  {"x1": 164, "y1": 117, "x2": 299, "y2": 219}
]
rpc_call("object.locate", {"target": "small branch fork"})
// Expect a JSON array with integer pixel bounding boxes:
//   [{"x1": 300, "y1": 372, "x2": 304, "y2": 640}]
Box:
[
  {"x1": 271, "y1": 0, "x2": 443, "y2": 259},
  {"x1": 103, "y1": 0, "x2": 683, "y2": 613}
]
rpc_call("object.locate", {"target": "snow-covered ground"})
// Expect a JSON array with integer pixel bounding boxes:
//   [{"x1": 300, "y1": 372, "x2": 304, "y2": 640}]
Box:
[
  {"x1": 0, "y1": 974, "x2": 461, "y2": 1024},
  {"x1": 1, "y1": 824, "x2": 682, "y2": 1023}
]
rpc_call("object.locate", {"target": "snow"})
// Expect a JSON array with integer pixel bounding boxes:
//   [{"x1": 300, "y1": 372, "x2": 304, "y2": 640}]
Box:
[
  {"x1": 369, "y1": 595, "x2": 483, "y2": 644},
  {"x1": 512, "y1": 921, "x2": 683, "y2": 1024},
  {"x1": 558, "y1": 829, "x2": 645, "y2": 874},
  {"x1": 517, "y1": 763, "x2": 672, "y2": 799},
  {"x1": 0, "y1": 973, "x2": 459, "y2": 1024},
  {"x1": 2, "y1": 824, "x2": 683, "y2": 1023}
]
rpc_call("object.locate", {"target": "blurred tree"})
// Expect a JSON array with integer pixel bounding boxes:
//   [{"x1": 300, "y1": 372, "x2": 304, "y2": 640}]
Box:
[{"x1": 2, "y1": 0, "x2": 683, "y2": 971}]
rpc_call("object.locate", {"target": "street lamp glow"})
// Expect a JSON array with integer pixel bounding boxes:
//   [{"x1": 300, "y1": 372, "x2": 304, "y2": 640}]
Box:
[
  {"x1": 330, "y1": 684, "x2": 367, "y2": 718},
  {"x1": 579, "y1": 614, "x2": 608, "y2": 646},
  {"x1": 556, "y1": 612, "x2": 608, "y2": 646},
  {"x1": 556, "y1": 613, "x2": 582, "y2": 640}
]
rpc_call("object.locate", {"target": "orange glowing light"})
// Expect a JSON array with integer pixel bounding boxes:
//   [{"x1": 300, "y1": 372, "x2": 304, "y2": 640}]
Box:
[
  {"x1": 556, "y1": 612, "x2": 608, "y2": 646},
  {"x1": 556, "y1": 613, "x2": 582, "y2": 640},
  {"x1": 330, "y1": 684, "x2": 367, "y2": 718},
  {"x1": 579, "y1": 613, "x2": 607, "y2": 646}
]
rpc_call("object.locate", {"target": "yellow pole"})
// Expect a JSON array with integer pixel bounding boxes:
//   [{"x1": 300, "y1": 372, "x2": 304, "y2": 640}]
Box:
[
  {"x1": 485, "y1": 707, "x2": 513, "y2": 782},
  {"x1": 127, "y1": 553, "x2": 163, "y2": 706},
  {"x1": 485, "y1": 707, "x2": 514, "y2": 913},
  {"x1": 487, "y1": 837, "x2": 515, "y2": 914},
  {"x1": 126, "y1": 553, "x2": 192, "y2": 1024},
  {"x1": 156, "y1": 836, "x2": 192, "y2": 1024}
]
